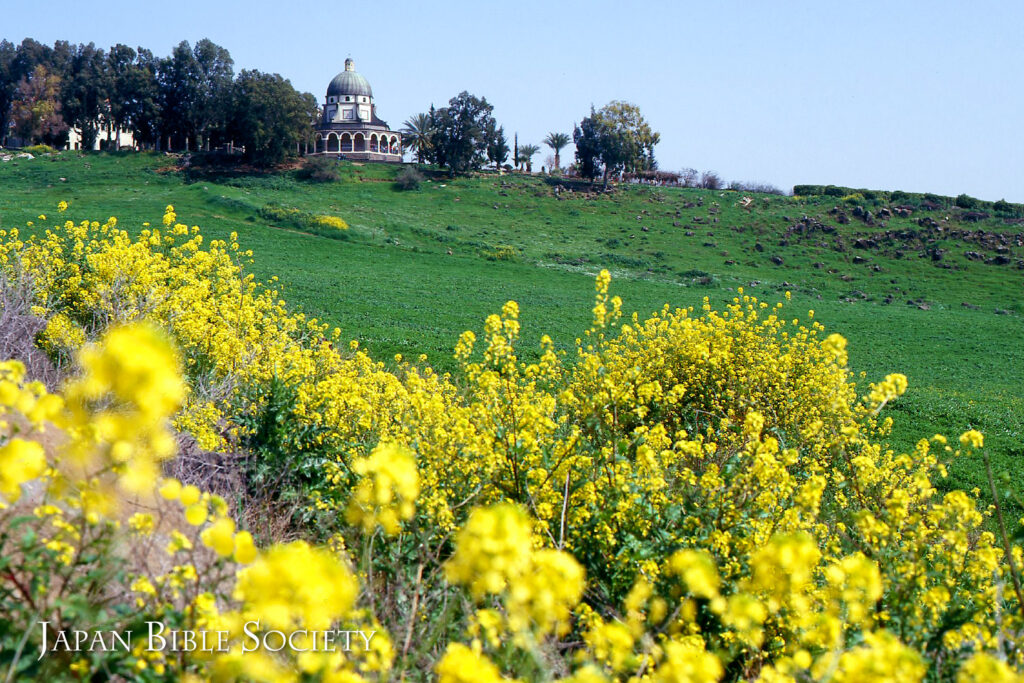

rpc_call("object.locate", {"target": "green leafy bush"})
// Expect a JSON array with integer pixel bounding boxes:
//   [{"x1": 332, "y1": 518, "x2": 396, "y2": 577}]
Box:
[
  {"x1": 394, "y1": 166, "x2": 424, "y2": 191},
  {"x1": 296, "y1": 156, "x2": 341, "y2": 183},
  {"x1": 955, "y1": 193, "x2": 979, "y2": 209}
]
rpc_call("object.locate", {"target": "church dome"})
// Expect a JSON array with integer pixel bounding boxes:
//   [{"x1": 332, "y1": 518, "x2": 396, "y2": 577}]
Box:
[{"x1": 327, "y1": 58, "x2": 373, "y2": 98}]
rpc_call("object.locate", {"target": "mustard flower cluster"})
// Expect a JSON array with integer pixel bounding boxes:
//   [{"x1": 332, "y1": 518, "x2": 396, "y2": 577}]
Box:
[{"x1": 346, "y1": 442, "x2": 419, "y2": 535}]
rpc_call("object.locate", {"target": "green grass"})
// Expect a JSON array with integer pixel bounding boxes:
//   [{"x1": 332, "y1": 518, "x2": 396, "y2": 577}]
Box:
[{"x1": 1, "y1": 151, "x2": 1022, "y2": 507}]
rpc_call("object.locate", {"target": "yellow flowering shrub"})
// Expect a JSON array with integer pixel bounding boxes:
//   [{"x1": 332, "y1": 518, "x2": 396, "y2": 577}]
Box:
[{"x1": 0, "y1": 204, "x2": 1021, "y2": 681}]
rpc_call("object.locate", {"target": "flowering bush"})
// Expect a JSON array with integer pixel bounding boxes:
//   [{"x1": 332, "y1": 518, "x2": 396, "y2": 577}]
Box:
[{"x1": 0, "y1": 203, "x2": 1020, "y2": 681}]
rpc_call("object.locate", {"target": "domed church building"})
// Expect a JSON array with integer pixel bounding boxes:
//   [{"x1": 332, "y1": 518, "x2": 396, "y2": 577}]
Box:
[{"x1": 313, "y1": 58, "x2": 402, "y2": 161}]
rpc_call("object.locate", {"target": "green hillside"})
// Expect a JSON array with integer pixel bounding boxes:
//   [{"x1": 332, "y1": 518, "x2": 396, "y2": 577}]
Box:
[{"x1": 1, "y1": 151, "x2": 1021, "y2": 502}]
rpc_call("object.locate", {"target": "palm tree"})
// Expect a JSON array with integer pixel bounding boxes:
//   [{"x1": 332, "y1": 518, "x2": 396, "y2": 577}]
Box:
[
  {"x1": 517, "y1": 144, "x2": 540, "y2": 173},
  {"x1": 401, "y1": 113, "x2": 433, "y2": 164},
  {"x1": 543, "y1": 132, "x2": 570, "y2": 172}
]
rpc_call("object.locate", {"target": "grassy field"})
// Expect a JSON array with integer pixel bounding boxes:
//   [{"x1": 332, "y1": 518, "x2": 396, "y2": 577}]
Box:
[{"x1": 1, "y1": 151, "x2": 1021, "y2": 502}]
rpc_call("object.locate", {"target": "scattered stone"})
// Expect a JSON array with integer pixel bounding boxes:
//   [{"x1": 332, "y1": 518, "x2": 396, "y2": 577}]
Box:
[
  {"x1": 853, "y1": 256, "x2": 868, "y2": 264},
  {"x1": 685, "y1": 230, "x2": 694, "y2": 236},
  {"x1": 964, "y1": 251, "x2": 983, "y2": 261},
  {"x1": 986, "y1": 255, "x2": 1011, "y2": 265},
  {"x1": 961, "y1": 302, "x2": 980, "y2": 309},
  {"x1": 995, "y1": 308, "x2": 1011, "y2": 315},
  {"x1": 771, "y1": 255, "x2": 784, "y2": 265},
  {"x1": 754, "y1": 242, "x2": 765, "y2": 252}
]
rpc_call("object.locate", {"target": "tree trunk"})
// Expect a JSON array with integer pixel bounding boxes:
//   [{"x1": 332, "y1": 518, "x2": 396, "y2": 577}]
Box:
[{"x1": 554, "y1": 151, "x2": 560, "y2": 171}]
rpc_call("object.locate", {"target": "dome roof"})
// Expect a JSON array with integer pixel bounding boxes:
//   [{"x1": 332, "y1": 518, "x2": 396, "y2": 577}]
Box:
[{"x1": 327, "y1": 58, "x2": 373, "y2": 98}]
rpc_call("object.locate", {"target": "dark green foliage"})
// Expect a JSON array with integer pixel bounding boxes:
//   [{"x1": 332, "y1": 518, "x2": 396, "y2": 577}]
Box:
[
  {"x1": 401, "y1": 112, "x2": 434, "y2": 165},
  {"x1": 427, "y1": 91, "x2": 496, "y2": 175},
  {"x1": 60, "y1": 42, "x2": 107, "y2": 150},
  {"x1": 296, "y1": 155, "x2": 341, "y2": 182},
  {"x1": 227, "y1": 70, "x2": 317, "y2": 166},
  {"x1": 955, "y1": 193, "x2": 979, "y2": 209},
  {"x1": 573, "y1": 108, "x2": 603, "y2": 181},
  {"x1": 485, "y1": 120, "x2": 509, "y2": 168},
  {"x1": 0, "y1": 40, "x2": 17, "y2": 146},
  {"x1": 394, "y1": 166, "x2": 424, "y2": 191},
  {"x1": 993, "y1": 199, "x2": 1023, "y2": 218},
  {"x1": 573, "y1": 101, "x2": 660, "y2": 185},
  {"x1": 234, "y1": 376, "x2": 329, "y2": 517}
]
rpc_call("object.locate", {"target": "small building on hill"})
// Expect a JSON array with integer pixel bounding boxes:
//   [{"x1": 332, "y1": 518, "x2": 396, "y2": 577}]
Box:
[{"x1": 312, "y1": 58, "x2": 402, "y2": 162}]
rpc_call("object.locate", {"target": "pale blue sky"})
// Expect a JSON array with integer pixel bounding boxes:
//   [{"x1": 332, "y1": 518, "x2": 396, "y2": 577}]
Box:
[{"x1": 5, "y1": 0, "x2": 1022, "y2": 200}]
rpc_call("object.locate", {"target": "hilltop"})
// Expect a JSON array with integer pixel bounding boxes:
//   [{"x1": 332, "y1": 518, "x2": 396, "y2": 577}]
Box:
[{"x1": 0, "y1": 151, "x2": 1021, "y2": 502}]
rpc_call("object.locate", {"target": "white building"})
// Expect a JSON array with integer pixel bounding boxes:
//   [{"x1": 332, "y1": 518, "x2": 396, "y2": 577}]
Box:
[
  {"x1": 67, "y1": 124, "x2": 135, "y2": 151},
  {"x1": 312, "y1": 58, "x2": 401, "y2": 161}
]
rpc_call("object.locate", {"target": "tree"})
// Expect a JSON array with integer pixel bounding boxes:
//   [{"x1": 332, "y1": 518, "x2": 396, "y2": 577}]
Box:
[
  {"x1": 227, "y1": 69, "x2": 313, "y2": 166},
  {"x1": 572, "y1": 101, "x2": 660, "y2": 186},
  {"x1": 543, "y1": 131, "x2": 570, "y2": 171},
  {"x1": 191, "y1": 39, "x2": 234, "y2": 150},
  {"x1": 105, "y1": 44, "x2": 138, "y2": 148},
  {"x1": 600, "y1": 101, "x2": 659, "y2": 173},
  {"x1": 428, "y1": 91, "x2": 495, "y2": 175},
  {"x1": 401, "y1": 112, "x2": 434, "y2": 164},
  {"x1": 10, "y1": 64, "x2": 67, "y2": 145},
  {"x1": 118, "y1": 48, "x2": 161, "y2": 149},
  {"x1": 572, "y1": 107, "x2": 603, "y2": 181},
  {"x1": 157, "y1": 41, "x2": 200, "y2": 150},
  {"x1": 517, "y1": 143, "x2": 539, "y2": 173},
  {"x1": 0, "y1": 40, "x2": 17, "y2": 146},
  {"x1": 61, "y1": 43, "x2": 109, "y2": 150},
  {"x1": 485, "y1": 119, "x2": 509, "y2": 169}
]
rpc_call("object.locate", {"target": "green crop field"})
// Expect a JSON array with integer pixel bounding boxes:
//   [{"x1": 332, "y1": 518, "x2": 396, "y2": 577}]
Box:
[{"x1": 1, "y1": 151, "x2": 1022, "y2": 504}]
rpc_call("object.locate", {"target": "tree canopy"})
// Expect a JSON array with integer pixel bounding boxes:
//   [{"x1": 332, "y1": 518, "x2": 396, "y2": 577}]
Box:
[
  {"x1": 427, "y1": 91, "x2": 498, "y2": 175},
  {"x1": 0, "y1": 37, "x2": 315, "y2": 164},
  {"x1": 573, "y1": 101, "x2": 660, "y2": 185},
  {"x1": 543, "y1": 131, "x2": 570, "y2": 171},
  {"x1": 228, "y1": 70, "x2": 318, "y2": 165}
]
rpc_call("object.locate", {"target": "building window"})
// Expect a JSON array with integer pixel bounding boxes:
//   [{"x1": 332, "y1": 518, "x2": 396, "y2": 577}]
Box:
[
  {"x1": 343, "y1": 108, "x2": 355, "y2": 120},
  {"x1": 345, "y1": 96, "x2": 351, "y2": 102}
]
